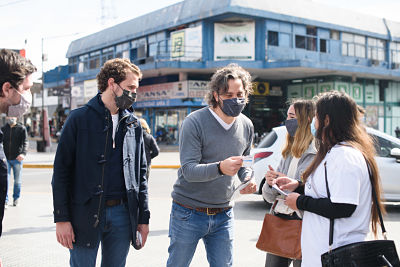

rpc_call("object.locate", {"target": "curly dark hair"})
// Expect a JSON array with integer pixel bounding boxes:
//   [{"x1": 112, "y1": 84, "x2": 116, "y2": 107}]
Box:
[
  {"x1": 205, "y1": 63, "x2": 253, "y2": 108},
  {"x1": 96, "y1": 58, "x2": 142, "y2": 92},
  {"x1": 0, "y1": 49, "x2": 37, "y2": 92}
]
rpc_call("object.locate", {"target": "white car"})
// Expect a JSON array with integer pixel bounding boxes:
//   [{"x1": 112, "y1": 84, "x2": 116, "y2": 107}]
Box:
[{"x1": 251, "y1": 126, "x2": 400, "y2": 202}]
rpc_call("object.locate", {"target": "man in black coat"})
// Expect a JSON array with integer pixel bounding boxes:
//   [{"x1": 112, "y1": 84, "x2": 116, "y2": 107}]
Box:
[
  {"x1": 52, "y1": 58, "x2": 150, "y2": 267},
  {"x1": 0, "y1": 49, "x2": 36, "y2": 238},
  {"x1": 1, "y1": 116, "x2": 28, "y2": 207}
]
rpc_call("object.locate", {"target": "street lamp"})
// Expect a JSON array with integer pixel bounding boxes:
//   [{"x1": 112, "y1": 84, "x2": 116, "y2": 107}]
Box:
[{"x1": 40, "y1": 33, "x2": 80, "y2": 152}]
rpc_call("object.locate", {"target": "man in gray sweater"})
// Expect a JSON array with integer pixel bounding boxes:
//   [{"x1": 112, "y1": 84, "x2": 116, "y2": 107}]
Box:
[{"x1": 167, "y1": 64, "x2": 256, "y2": 267}]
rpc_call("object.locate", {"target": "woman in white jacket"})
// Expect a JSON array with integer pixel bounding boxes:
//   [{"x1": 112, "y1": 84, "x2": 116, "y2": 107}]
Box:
[{"x1": 262, "y1": 99, "x2": 316, "y2": 267}]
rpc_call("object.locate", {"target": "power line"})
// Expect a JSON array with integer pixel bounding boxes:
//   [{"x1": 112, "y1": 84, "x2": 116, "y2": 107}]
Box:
[{"x1": 0, "y1": 0, "x2": 29, "y2": 7}]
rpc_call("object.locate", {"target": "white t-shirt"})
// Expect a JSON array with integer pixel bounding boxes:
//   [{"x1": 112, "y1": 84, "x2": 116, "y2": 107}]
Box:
[
  {"x1": 111, "y1": 114, "x2": 119, "y2": 141},
  {"x1": 301, "y1": 145, "x2": 372, "y2": 267}
]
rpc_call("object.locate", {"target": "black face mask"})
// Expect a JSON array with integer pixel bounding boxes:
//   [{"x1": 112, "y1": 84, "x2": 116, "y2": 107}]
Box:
[
  {"x1": 114, "y1": 85, "x2": 136, "y2": 110},
  {"x1": 285, "y1": 118, "x2": 298, "y2": 137},
  {"x1": 219, "y1": 97, "x2": 246, "y2": 117}
]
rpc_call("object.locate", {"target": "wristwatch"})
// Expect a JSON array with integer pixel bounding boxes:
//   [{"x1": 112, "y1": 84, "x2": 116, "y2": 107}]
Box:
[{"x1": 217, "y1": 161, "x2": 224, "y2": 175}]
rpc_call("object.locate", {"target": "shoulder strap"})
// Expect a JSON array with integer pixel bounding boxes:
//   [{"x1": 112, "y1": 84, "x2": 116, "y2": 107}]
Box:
[{"x1": 324, "y1": 162, "x2": 335, "y2": 248}]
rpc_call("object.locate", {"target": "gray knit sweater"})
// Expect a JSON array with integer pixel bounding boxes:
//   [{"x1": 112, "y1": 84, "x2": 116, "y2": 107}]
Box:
[{"x1": 171, "y1": 107, "x2": 254, "y2": 208}]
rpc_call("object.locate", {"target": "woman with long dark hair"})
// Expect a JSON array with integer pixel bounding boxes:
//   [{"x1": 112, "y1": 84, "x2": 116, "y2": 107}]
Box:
[{"x1": 275, "y1": 91, "x2": 385, "y2": 267}]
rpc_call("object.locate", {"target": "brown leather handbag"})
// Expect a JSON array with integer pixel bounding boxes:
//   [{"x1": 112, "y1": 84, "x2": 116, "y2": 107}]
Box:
[{"x1": 256, "y1": 213, "x2": 302, "y2": 259}]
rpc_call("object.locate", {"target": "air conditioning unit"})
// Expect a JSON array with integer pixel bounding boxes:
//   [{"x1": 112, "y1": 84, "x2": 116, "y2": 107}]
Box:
[
  {"x1": 371, "y1": 59, "x2": 380, "y2": 66},
  {"x1": 391, "y1": 62, "x2": 400, "y2": 69},
  {"x1": 145, "y1": 56, "x2": 155, "y2": 63}
]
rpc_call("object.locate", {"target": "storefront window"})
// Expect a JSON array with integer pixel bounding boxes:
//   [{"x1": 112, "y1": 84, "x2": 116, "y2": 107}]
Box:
[{"x1": 154, "y1": 108, "x2": 187, "y2": 145}]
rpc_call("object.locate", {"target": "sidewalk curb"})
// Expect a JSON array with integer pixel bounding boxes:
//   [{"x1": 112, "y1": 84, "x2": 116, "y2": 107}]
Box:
[{"x1": 23, "y1": 164, "x2": 181, "y2": 169}]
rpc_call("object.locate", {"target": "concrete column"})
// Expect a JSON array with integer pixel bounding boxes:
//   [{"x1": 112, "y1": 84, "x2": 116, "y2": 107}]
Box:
[{"x1": 179, "y1": 72, "x2": 187, "y2": 81}]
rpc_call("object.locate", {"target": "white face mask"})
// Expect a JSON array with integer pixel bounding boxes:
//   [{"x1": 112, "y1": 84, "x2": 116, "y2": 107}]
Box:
[{"x1": 8, "y1": 89, "x2": 32, "y2": 117}]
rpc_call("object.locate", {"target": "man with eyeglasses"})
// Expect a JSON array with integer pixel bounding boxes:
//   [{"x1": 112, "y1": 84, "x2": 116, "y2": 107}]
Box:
[
  {"x1": 167, "y1": 64, "x2": 257, "y2": 267},
  {"x1": 0, "y1": 49, "x2": 36, "y2": 238},
  {"x1": 52, "y1": 58, "x2": 150, "y2": 267}
]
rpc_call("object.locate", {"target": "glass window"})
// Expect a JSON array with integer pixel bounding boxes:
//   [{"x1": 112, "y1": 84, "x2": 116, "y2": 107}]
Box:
[
  {"x1": 295, "y1": 35, "x2": 306, "y2": 49},
  {"x1": 102, "y1": 47, "x2": 114, "y2": 64},
  {"x1": 69, "y1": 57, "x2": 78, "y2": 73},
  {"x1": 131, "y1": 38, "x2": 146, "y2": 48},
  {"x1": 257, "y1": 131, "x2": 277, "y2": 148},
  {"x1": 342, "y1": 43, "x2": 348, "y2": 55},
  {"x1": 354, "y1": 35, "x2": 365, "y2": 44},
  {"x1": 372, "y1": 134, "x2": 400, "y2": 157},
  {"x1": 268, "y1": 31, "x2": 279, "y2": 46},
  {"x1": 355, "y1": 44, "x2": 365, "y2": 58},
  {"x1": 295, "y1": 26, "x2": 317, "y2": 51},
  {"x1": 78, "y1": 54, "x2": 89, "y2": 73},
  {"x1": 149, "y1": 42, "x2": 158, "y2": 57},
  {"x1": 306, "y1": 36, "x2": 317, "y2": 51},
  {"x1": 367, "y1": 37, "x2": 386, "y2": 61},
  {"x1": 330, "y1": 30, "x2": 340, "y2": 40},
  {"x1": 89, "y1": 51, "x2": 100, "y2": 69},
  {"x1": 342, "y1": 33, "x2": 353, "y2": 42},
  {"x1": 131, "y1": 38, "x2": 147, "y2": 60},
  {"x1": 320, "y1": 39, "x2": 327, "y2": 53},
  {"x1": 306, "y1": 26, "x2": 317, "y2": 36},
  {"x1": 342, "y1": 32, "x2": 366, "y2": 58},
  {"x1": 348, "y1": 43, "x2": 355, "y2": 56},
  {"x1": 392, "y1": 42, "x2": 400, "y2": 64},
  {"x1": 148, "y1": 34, "x2": 157, "y2": 44},
  {"x1": 116, "y1": 42, "x2": 130, "y2": 58}
]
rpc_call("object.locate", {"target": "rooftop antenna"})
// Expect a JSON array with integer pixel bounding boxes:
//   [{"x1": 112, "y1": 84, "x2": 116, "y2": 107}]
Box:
[{"x1": 100, "y1": 0, "x2": 117, "y2": 26}]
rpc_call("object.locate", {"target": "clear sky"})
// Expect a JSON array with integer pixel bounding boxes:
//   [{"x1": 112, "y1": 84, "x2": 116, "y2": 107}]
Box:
[{"x1": 1, "y1": 0, "x2": 398, "y2": 81}]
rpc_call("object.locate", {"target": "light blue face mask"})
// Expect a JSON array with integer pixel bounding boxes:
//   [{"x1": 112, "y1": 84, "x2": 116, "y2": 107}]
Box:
[{"x1": 310, "y1": 117, "x2": 317, "y2": 137}]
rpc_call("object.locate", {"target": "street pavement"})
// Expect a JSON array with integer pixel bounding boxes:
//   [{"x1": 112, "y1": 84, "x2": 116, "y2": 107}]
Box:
[
  {"x1": 2, "y1": 143, "x2": 400, "y2": 266},
  {"x1": 0, "y1": 167, "x2": 269, "y2": 266}
]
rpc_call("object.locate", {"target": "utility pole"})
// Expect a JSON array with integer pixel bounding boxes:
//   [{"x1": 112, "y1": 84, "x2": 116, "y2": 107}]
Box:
[{"x1": 39, "y1": 32, "x2": 80, "y2": 152}]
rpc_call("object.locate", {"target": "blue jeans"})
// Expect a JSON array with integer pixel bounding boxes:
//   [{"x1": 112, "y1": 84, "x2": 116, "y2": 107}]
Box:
[
  {"x1": 167, "y1": 202, "x2": 234, "y2": 267},
  {"x1": 69, "y1": 203, "x2": 131, "y2": 267},
  {"x1": 6, "y1": 159, "x2": 22, "y2": 202}
]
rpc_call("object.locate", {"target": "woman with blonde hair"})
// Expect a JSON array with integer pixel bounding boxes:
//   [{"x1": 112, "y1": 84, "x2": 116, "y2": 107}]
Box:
[
  {"x1": 276, "y1": 91, "x2": 385, "y2": 267},
  {"x1": 139, "y1": 118, "x2": 160, "y2": 181},
  {"x1": 262, "y1": 99, "x2": 316, "y2": 267}
]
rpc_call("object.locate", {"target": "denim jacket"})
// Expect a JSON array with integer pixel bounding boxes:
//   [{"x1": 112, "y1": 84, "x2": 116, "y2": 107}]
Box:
[{"x1": 52, "y1": 94, "x2": 150, "y2": 248}]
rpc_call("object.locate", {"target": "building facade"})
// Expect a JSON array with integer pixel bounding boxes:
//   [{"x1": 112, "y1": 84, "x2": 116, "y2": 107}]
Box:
[{"x1": 43, "y1": 0, "x2": 400, "y2": 143}]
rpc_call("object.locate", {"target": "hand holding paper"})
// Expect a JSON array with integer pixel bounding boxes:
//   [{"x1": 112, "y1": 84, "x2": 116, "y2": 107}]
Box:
[{"x1": 272, "y1": 184, "x2": 288, "y2": 196}]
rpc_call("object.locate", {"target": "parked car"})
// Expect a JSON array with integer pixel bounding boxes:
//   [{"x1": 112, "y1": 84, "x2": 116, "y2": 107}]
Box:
[{"x1": 251, "y1": 126, "x2": 400, "y2": 202}]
